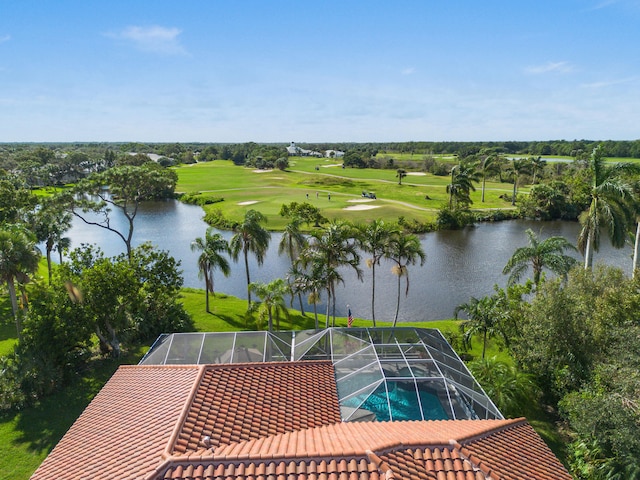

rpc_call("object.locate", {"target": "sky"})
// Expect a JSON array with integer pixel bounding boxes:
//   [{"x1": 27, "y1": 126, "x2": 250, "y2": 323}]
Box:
[{"x1": 1, "y1": 0, "x2": 639, "y2": 143}]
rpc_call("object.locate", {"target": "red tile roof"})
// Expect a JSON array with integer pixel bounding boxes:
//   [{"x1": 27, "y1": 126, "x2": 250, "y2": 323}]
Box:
[
  {"x1": 170, "y1": 361, "x2": 342, "y2": 455},
  {"x1": 31, "y1": 362, "x2": 571, "y2": 480},
  {"x1": 31, "y1": 365, "x2": 201, "y2": 480}
]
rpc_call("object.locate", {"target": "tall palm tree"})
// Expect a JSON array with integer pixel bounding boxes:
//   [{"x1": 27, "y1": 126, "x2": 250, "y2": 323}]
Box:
[
  {"x1": 301, "y1": 221, "x2": 362, "y2": 327},
  {"x1": 503, "y1": 228, "x2": 577, "y2": 286},
  {"x1": 356, "y1": 220, "x2": 398, "y2": 326},
  {"x1": 387, "y1": 232, "x2": 426, "y2": 327},
  {"x1": 578, "y1": 146, "x2": 638, "y2": 270},
  {"x1": 29, "y1": 196, "x2": 72, "y2": 284},
  {"x1": 480, "y1": 153, "x2": 500, "y2": 203},
  {"x1": 249, "y1": 278, "x2": 290, "y2": 332},
  {"x1": 230, "y1": 209, "x2": 271, "y2": 308},
  {"x1": 447, "y1": 161, "x2": 480, "y2": 208},
  {"x1": 0, "y1": 225, "x2": 41, "y2": 337},
  {"x1": 279, "y1": 217, "x2": 308, "y2": 314},
  {"x1": 191, "y1": 228, "x2": 231, "y2": 313},
  {"x1": 506, "y1": 158, "x2": 532, "y2": 206},
  {"x1": 530, "y1": 156, "x2": 547, "y2": 185}
]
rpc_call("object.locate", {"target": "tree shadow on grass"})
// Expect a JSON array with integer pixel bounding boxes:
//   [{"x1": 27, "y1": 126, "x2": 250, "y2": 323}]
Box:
[{"x1": 4, "y1": 351, "x2": 141, "y2": 456}]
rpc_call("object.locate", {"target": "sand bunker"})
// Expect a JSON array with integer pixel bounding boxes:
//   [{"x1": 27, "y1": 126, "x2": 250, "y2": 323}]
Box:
[
  {"x1": 344, "y1": 205, "x2": 381, "y2": 211},
  {"x1": 252, "y1": 169, "x2": 273, "y2": 173},
  {"x1": 322, "y1": 164, "x2": 343, "y2": 168},
  {"x1": 407, "y1": 172, "x2": 427, "y2": 176},
  {"x1": 347, "y1": 198, "x2": 375, "y2": 203},
  {"x1": 237, "y1": 201, "x2": 259, "y2": 206}
]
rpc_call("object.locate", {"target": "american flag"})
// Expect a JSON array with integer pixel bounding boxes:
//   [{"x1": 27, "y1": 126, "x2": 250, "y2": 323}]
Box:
[{"x1": 347, "y1": 307, "x2": 353, "y2": 327}]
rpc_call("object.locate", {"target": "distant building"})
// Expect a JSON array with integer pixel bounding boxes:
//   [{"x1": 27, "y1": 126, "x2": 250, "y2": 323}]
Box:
[
  {"x1": 325, "y1": 149, "x2": 344, "y2": 158},
  {"x1": 286, "y1": 141, "x2": 323, "y2": 157}
]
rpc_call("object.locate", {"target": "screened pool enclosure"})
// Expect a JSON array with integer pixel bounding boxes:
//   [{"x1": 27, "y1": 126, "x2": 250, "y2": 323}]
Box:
[{"x1": 140, "y1": 327, "x2": 502, "y2": 422}]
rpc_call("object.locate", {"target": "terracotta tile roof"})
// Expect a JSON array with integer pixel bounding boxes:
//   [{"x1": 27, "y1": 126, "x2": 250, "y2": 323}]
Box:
[
  {"x1": 30, "y1": 365, "x2": 201, "y2": 480},
  {"x1": 156, "y1": 419, "x2": 571, "y2": 480},
  {"x1": 31, "y1": 362, "x2": 571, "y2": 480},
  {"x1": 170, "y1": 361, "x2": 341, "y2": 455}
]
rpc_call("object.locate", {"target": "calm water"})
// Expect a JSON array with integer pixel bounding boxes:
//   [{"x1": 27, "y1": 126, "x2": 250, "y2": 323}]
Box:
[{"x1": 62, "y1": 200, "x2": 633, "y2": 322}]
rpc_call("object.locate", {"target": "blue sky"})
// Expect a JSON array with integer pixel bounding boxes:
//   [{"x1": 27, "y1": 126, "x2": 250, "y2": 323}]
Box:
[{"x1": 1, "y1": 1, "x2": 639, "y2": 142}]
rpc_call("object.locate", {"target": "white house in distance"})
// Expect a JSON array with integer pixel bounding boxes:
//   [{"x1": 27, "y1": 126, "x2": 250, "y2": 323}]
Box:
[{"x1": 287, "y1": 141, "x2": 343, "y2": 158}]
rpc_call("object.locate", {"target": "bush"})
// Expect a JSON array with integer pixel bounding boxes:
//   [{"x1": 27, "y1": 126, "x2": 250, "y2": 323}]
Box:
[{"x1": 436, "y1": 205, "x2": 475, "y2": 230}]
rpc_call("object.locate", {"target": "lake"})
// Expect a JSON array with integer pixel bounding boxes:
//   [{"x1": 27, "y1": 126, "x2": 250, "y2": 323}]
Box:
[{"x1": 62, "y1": 200, "x2": 633, "y2": 322}]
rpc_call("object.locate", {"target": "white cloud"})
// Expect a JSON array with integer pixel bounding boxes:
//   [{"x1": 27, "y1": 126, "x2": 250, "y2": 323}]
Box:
[
  {"x1": 0, "y1": 34, "x2": 11, "y2": 44},
  {"x1": 106, "y1": 25, "x2": 186, "y2": 55},
  {"x1": 581, "y1": 76, "x2": 639, "y2": 88},
  {"x1": 401, "y1": 67, "x2": 415, "y2": 76},
  {"x1": 525, "y1": 61, "x2": 573, "y2": 74}
]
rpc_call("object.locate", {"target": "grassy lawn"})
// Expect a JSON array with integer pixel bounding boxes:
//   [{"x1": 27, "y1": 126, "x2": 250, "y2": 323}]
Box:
[{"x1": 174, "y1": 159, "x2": 519, "y2": 230}]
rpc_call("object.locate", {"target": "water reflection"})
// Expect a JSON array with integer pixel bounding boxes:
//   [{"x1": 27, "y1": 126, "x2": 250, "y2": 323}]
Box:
[{"x1": 62, "y1": 201, "x2": 634, "y2": 322}]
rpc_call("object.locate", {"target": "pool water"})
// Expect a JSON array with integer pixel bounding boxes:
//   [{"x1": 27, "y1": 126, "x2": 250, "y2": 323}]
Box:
[{"x1": 343, "y1": 382, "x2": 449, "y2": 421}]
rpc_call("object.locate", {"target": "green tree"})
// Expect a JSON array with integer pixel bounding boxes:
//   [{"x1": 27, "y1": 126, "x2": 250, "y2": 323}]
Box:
[
  {"x1": 249, "y1": 278, "x2": 290, "y2": 331},
  {"x1": 29, "y1": 195, "x2": 72, "y2": 284},
  {"x1": 387, "y1": 232, "x2": 425, "y2": 327},
  {"x1": 506, "y1": 158, "x2": 532, "y2": 205},
  {"x1": 396, "y1": 168, "x2": 407, "y2": 185},
  {"x1": 0, "y1": 176, "x2": 35, "y2": 224},
  {"x1": 356, "y1": 219, "x2": 398, "y2": 326},
  {"x1": 447, "y1": 161, "x2": 480, "y2": 208},
  {"x1": 279, "y1": 201, "x2": 327, "y2": 227},
  {"x1": 479, "y1": 153, "x2": 500, "y2": 203},
  {"x1": 455, "y1": 295, "x2": 500, "y2": 359},
  {"x1": 68, "y1": 163, "x2": 178, "y2": 258},
  {"x1": 191, "y1": 228, "x2": 231, "y2": 313},
  {"x1": 578, "y1": 146, "x2": 638, "y2": 269},
  {"x1": 58, "y1": 243, "x2": 191, "y2": 356},
  {"x1": 503, "y1": 228, "x2": 578, "y2": 286},
  {"x1": 279, "y1": 218, "x2": 308, "y2": 314},
  {"x1": 230, "y1": 209, "x2": 271, "y2": 308},
  {"x1": 301, "y1": 221, "x2": 362, "y2": 327},
  {"x1": 0, "y1": 225, "x2": 41, "y2": 337},
  {"x1": 469, "y1": 356, "x2": 540, "y2": 418},
  {"x1": 530, "y1": 156, "x2": 547, "y2": 185}
]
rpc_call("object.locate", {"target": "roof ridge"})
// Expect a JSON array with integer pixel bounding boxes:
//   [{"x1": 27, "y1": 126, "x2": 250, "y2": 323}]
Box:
[
  {"x1": 455, "y1": 417, "x2": 527, "y2": 445},
  {"x1": 163, "y1": 365, "x2": 207, "y2": 458},
  {"x1": 207, "y1": 419, "x2": 521, "y2": 462}
]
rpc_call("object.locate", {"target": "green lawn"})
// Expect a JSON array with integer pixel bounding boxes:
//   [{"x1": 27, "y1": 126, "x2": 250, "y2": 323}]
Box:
[{"x1": 174, "y1": 159, "x2": 519, "y2": 230}]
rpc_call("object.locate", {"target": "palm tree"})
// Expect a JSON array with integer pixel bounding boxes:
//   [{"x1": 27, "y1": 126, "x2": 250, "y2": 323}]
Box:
[
  {"x1": 455, "y1": 295, "x2": 499, "y2": 359},
  {"x1": 530, "y1": 156, "x2": 547, "y2": 185},
  {"x1": 249, "y1": 278, "x2": 290, "y2": 332},
  {"x1": 468, "y1": 356, "x2": 539, "y2": 418},
  {"x1": 447, "y1": 161, "x2": 480, "y2": 208},
  {"x1": 503, "y1": 228, "x2": 578, "y2": 286},
  {"x1": 578, "y1": 146, "x2": 638, "y2": 270},
  {"x1": 396, "y1": 168, "x2": 407, "y2": 185},
  {"x1": 230, "y1": 209, "x2": 271, "y2": 308},
  {"x1": 387, "y1": 232, "x2": 426, "y2": 327},
  {"x1": 0, "y1": 225, "x2": 41, "y2": 337},
  {"x1": 356, "y1": 220, "x2": 398, "y2": 326},
  {"x1": 29, "y1": 196, "x2": 72, "y2": 284},
  {"x1": 301, "y1": 221, "x2": 362, "y2": 327},
  {"x1": 279, "y1": 217, "x2": 308, "y2": 314},
  {"x1": 506, "y1": 158, "x2": 532, "y2": 206},
  {"x1": 480, "y1": 153, "x2": 500, "y2": 203},
  {"x1": 191, "y1": 228, "x2": 231, "y2": 313}
]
